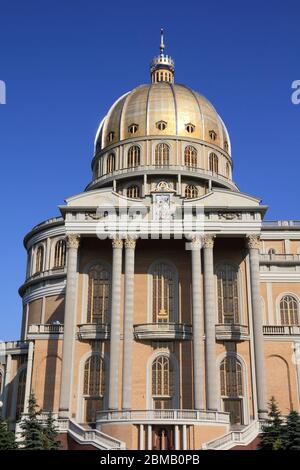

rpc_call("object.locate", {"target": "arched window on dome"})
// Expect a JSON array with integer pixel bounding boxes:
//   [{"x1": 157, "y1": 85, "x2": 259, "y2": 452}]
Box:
[
  {"x1": 106, "y1": 153, "x2": 115, "y2": 173},
  {"x1": 16, "y1": 368, "x2": 27, "y2": 421},
  {"x1": 184, "y1": 146, "x2": 197, "y2": 167},
  {"x1": 220, "y1": 356, "x2": 244, "y2": 424},
  {"x1": 226, "y1": 162, "x2": 230, "y2": 178},
  {"x1": 87, "y1": 265, "x2": 110, "y2": 324},
  {"x1": 152, "y1": 355, "x2": 173, "y2": 409},
  {"x1": 209, "y1": 153, "x2": 219, "y2": 173},
  {"x1": 152, "y1": 262, "x2": 176, "y2": 323},
  {"x1": 127, "y1": 185, "x2": 140, "y2": 198},
  {"x1": 35, "y1": 245, "x2": 44, "y2": 274},
  {"x1": 268, "y1": 248, "x2": 276, "y2": 256},
  {"x1": 128, "y1": 146, "x2": 140, "y2": 168},
  {"x1": 185, "y1": 185, "x2": 198, "y2": 199},
  {"x1": 155, "y1": 143, "x2": 169, "y2": 166},
  {"x1": 54, "y1": 239, "x2": 66, "y2": 269},
  {"x1": 217, "y1": 264, "x2": 239, "y2": 324},
  {"x1": 280, "y1": 295, "x2": 299, "y2": 325},
  {"x1": 83, "y1": 355, "x2": 105, "y2": 423}
]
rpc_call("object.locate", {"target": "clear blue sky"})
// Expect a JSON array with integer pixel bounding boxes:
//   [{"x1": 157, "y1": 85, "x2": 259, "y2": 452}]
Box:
[{"x1": 0, "y1": 0, "x2": 299, "y2": 340}]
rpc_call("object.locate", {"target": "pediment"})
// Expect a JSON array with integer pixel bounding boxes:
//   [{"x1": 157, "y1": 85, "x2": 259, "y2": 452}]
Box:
[{"x1": 184, "y1": 189, "x2": 263, "y2": 208}]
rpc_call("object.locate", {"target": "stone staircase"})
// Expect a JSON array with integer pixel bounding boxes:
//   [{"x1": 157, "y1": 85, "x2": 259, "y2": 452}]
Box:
[
  {"x1": 66, "y1": 419, "x2": 126, "y2": 450},
  {"x1": 202, "y1": 420, "x2": 260, "y2": 450}
]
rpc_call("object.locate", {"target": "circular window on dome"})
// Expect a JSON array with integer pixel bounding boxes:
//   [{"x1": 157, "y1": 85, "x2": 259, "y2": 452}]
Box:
[
  {"x1": 185, "y1": 123, "x2": 195, "y2": 133},
  {"x1": 209, "y1": 130, "x2": 217, "y2": 141},
  {"x1": 156, "y1": 120, "x2": 167, "y2": 131},
  {"x1": 128, "y1": 123, "x2": 139, "y2": 134}
]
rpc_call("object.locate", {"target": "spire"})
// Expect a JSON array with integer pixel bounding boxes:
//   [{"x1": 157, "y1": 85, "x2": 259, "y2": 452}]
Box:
[{"x1": 150, "y1": 29, "x2": 175, "y2": 84}]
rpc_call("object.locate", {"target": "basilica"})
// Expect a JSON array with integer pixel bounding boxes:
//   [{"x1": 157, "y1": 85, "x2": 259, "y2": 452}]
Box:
[{"x1": 1, "y1": 32, "x2": 300, "y2": 450}]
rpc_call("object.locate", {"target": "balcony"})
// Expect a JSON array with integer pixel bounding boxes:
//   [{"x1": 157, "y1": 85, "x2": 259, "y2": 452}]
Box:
[
  {"x1": 77, "y1": 323, "x2": 110, "y2": 340},
  {"x1": 96, "y1": 409, "x2": 230, "y2": 425},
  {"x1": 27, "y1": 324, "x2": 64, "y2": 339},
  {"x1": 263, "y1": 325, "x2": 300, "y2": 336},
  {"x1": 215, "y1": 324, "x2": 249, "y2": 341},
  {"x1": 133, "y1": 323, "x2": 192, "y2": 341},
  {"x1": 260, "y1": 254, "x2": 300, "y2": 266}
]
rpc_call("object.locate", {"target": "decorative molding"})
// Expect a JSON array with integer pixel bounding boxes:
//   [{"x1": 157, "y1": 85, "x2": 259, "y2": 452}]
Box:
[
  {"x1": 246, "y1": 234, "x2": 261, "y2": 250},
  {"x1": 218, "y1": 212, "x2": 242, "y2": 220},
  {"x1": 66, "y1": 234, "x2": 80, "y2": 249}
]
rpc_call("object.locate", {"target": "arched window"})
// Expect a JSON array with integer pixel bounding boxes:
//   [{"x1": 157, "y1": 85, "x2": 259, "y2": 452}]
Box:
[
  {"x1": 155, "y1": 143, "x2": 169, "y2": 166},
  {"x1": 209, "y1": 153, "x2": 218, "y2": 173},
  {"x1": 268, "y1": 248, "x2": 276, "y2": 256},
  {"x1": 16, "y1": 368, "x2": 27, "y2": 421},
  {"x1": 83, "y1": 355, "x2": 105, "y2": 422},
  {"x1": 35, "y1": 245, "x2": 44, "y2": 273},
  {"x1": 226, "y1": 162, "x2": 230, "y2": 178},
  {"x1": 87, "y1": 265, "x2": 110, "y2": 324},
  {"x1": 280, "y1": 295, "x2": 299, "y2": 325},
  {"x1": 220, "y1": 357, "x2": 243, "y2": 397},
  {"x1": 220, "y1": 356, "x2": 243, "y2": 424},
  {"x1": 185, "y1": 185, "x2": 198, "y2": 199},
  {"x1": 184, "y1": 146, "x2": 197, "y2": 167},
  {"x1": 106, "y1": 153, "x2": 115, "y2": 173},
  {"x1": 152, "y1": 355, "x2": 173, "y2": 409},
  {"x1": 127, "y1": 185, "x2": 140, "y2": 198},
  {"x1": 217, "y1": 264, "x2": 239, "y2": 324},
  {"x1": 128, "y1": 145, "x2": 140, "y2": 167},
  {"x1": 53, "y1": 239, "x2": 66, "y2": 268},
  {"x1": 152, "y1": 263, "x2": 175, "y2": 323}
]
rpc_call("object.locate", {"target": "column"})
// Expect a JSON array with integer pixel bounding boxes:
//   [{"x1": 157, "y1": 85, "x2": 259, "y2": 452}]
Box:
[
  {"x1": 247, "y1": 234, "x2": 267, "y2": 419},
  {"x1": 190, "y1": 236, "x2": 204, "y2": 409},
  {"x1": 59, "y1": 234, "x2": 80, "y2": 418},
  {"x1": 175, "y1": 425, "x2": 180, "y2": 450},
  {"x1": 203, "y1": 235, "x2": 218, "y2": 411},
  {"x1": 139, "y1": 424, "x2": 145, "y2": 450},
  {"x1": 2, "y1": 353, "x2": 12, "y2": 418},
  {"x1": 23, "y1": 341, "x2": 34, "y2": 413},
  {"x1": 147, "y1": 425, "x2": 152, "y2": 450},
  {"x1": 122, "y1": 236, "x2": 136, "y2": 410},
  {"x1": 108, "y1": 237, "x2": 123, "y2": 410},
  {"x1": 182, "y1": 424, "x2": 187, "y2": 450}
]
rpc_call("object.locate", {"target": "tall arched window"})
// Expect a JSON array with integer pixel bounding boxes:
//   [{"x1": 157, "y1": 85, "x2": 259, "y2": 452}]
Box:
[
  {"x1": 220, "y1": 356, "x2": 243, "y2": 424},
  {"x1": 87, "y1": 265, "x2": 110, "y2": 324},
  {"x1": 127, "y1": 185, "x2": 140, "y2": 198},
  {"x1": 152, "y1": 263, "x2": 175, "y2": 323},
  {"x1": 53, "y1": 239, "x2": 66, "y2": 268},
  {"x1": 106, "y1": 153, "x2": 115, "y2": 173},
  {"x1": 128, "y1": 145, "x2": 140, "y2": 167},
  {"x1": 185, "y1": 185, "x2": 198, "y2": 199},
  {"x1": 16, "y1": 368, "x2": 27, "y2": 421},
  {"x1": 155, "y1": 143, "x2": 169, "y2": 166},
  {"x1": 217, "y1": 264, "x2": 239, "y2": 324},
  {"x1": 83, "y1": 355, "x2": 105, "y2": 422},
  {"x1": 280, "y1": 295, "x2": 299, "y2": 325},
  {"x1": 152, "y1": 355, "x2": 173, "y2": 409},
  {"x1": 184, "y1": 146, "x2": 197, "y2": 167},
  {"x1": 209, "y1": 153, "x2": 218, "y2": 173},
  {"x1": 35, "y1": 245, "x2": 44, "y2": 273}
]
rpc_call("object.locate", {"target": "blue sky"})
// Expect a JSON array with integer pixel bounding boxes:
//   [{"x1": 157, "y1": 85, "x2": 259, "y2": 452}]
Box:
[{"x1": 0, "y1": 0, "x2": 299, "y2": 340}]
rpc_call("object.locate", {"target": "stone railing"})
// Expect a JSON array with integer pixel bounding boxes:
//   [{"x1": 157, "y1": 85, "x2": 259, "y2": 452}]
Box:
[
  {"x1": 27, "y1": 324, "x2": 64, "y2": 338},
  {"x1": 215, "y1": 324, "x2": 249, "y2": 341},
  {"x1": 2, "y1": 341, "x2": 29, "y2": 353},
  {"x1": 263, "y1": 325, "x2": 300, "y2": 336},
  {"x1": 77, "y1": 323, "x2": 110, "y2": 340},
  {"x1": 26, "y1": 267, "x2": 67, "y2": 283},
  {"x1": 262, "y1": 220, "x2": 300, "y2": 229},
  {"x1": 97, "y1": 409, "x2": 230, "y2": 425},
  {"x1": 133, "y1": 323, "x2": 192, "y2": 340},
  {"x1": 68, "y1": 420, "x2": 125, "y2": 450},
  {"x1": 203, "y1": 420, "x2": 260, "y2": 450}
]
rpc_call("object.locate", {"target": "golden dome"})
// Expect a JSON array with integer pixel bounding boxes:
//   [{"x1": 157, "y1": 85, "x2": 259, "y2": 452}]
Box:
[{"x1": 95, "y1": 82, "x2": 231, "y2": 156}]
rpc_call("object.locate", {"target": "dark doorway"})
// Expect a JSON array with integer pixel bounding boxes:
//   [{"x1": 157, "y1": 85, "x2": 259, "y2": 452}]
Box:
[
  {"x1": 223, "y1": 398, "x2": 243, "y2": 425},
  {"x1": 152, "y1": 426, "x2": 175, "y2": 450}
]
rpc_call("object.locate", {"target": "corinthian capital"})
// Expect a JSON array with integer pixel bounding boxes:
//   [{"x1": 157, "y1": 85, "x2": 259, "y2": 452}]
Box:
[
  {"x1": 190, "y1": 236, "x2": 202, "y2": 249},
  {"x1": 66, "y1": 234, "x2": 80, "y2": 249},
  {"x1": 124, "y1": 236, "x2": 137, "y2": 249},
  {"x1": 246, "y1": 234, "x2": 261, "y2": 250},
  {"x1": 111, "y1": 236, "x2": 123, "y2": 249},
  {"x1": 203, "y1": 234, "x2": 216, "y2": 249}
]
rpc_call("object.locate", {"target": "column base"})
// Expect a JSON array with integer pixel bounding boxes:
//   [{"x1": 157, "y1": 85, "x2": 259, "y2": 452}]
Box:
[{"x1": 258, "y1": 409, "x2": 268, "y2": 420}]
